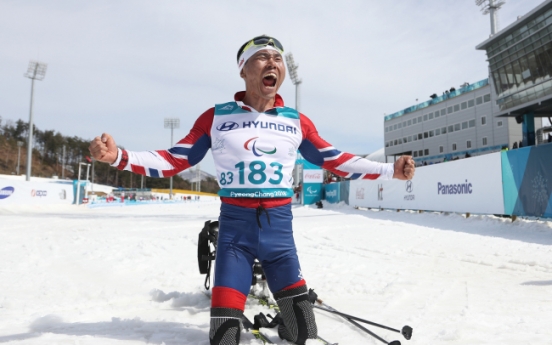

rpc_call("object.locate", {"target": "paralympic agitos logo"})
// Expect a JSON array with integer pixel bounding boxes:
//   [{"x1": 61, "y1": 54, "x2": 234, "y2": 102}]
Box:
[{"x1": 244, "y1": 137, "x2": 277, "y2": 157}]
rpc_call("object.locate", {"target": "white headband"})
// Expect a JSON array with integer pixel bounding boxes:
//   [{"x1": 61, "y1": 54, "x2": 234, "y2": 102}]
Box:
[{"x1": 237, "y1": 45, "x2": 282, "y2": 72}]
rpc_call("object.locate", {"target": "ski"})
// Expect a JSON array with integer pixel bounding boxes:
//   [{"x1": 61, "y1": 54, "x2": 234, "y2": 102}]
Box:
[{"x1": 248, "y1": 293, "x2": 338, "y2": 345}]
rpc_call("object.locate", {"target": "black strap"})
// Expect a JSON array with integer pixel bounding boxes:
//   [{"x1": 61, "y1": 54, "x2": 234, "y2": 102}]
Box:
[{"x1": 256, "y1": 206, "x2": 271, "y2": 229}]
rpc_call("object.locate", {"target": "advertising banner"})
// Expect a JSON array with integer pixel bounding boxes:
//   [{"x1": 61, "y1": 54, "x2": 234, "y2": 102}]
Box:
[
  {"x1": 303, "y1": 183, "x2": 323, "y2": 205},
  {"x1": 324, "y1": 183, "x2": 340, "y2": 204},
  {"x1": 502, "y1": 144, "x2": 552, "y2": 218},
  {"x1": 0, "y1": 179, "x2": 73, "y2": 205},
  {"x1": 303, "y1": 169, "x2": 323, "y2": 183},
  {"x1": 349, "y1": 152, "x2": 505, "y2": 215}
]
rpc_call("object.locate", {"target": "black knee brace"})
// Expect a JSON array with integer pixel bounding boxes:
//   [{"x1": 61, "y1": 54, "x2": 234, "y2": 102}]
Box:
[
  {"x1": 209, "y1": 308, "x2": 242, "y2": 345},
  {"x1": 274, "y1": 285, "x2": 318, "y2": 345}
]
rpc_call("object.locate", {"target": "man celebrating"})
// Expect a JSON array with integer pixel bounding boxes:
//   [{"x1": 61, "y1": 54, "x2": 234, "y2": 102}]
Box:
[{"x1": 89, "y1": 35, "x2": 415, "y2": 345}]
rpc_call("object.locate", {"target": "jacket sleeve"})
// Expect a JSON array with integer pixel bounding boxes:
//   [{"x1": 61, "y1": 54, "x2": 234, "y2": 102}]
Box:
[
  {"x1": 111, "y1": 108, "x2": 214, "y2": 178},
  {"x1": 298, "y1": 113, "x2": 394, "y2": 180}
]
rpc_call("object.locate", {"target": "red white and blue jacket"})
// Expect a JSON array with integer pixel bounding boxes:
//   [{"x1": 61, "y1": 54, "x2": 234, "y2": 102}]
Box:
[{"x1": 112, "y1": 92, "x2": 394, "y2": 208}]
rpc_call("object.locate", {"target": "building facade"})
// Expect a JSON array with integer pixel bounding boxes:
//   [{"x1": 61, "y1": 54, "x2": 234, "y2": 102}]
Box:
[
  {"x1": 476, "y1": 0, "x2": 552, "y2": 145},
  {"x1": 383, "y1": 79, "x2": 524, "y2": 164}
]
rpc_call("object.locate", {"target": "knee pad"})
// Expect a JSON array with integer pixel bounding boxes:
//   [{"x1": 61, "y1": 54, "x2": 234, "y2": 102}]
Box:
[
  {"x1": 274, "y1": 285, "x2": 317, "y2": 345},
  {"x1": 209, "y1": 308, "x2": 242, "y2": 345}
]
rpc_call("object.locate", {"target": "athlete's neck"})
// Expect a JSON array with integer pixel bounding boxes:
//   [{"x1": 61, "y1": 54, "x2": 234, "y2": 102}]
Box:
[{"x1": 241, "y1": 94, "x2": 275, "y2": 113}]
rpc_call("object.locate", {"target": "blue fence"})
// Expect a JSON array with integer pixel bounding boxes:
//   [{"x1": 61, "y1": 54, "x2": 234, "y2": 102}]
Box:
[{"x1": 324, "y1": 181, "x2": 350, "y2": 204}]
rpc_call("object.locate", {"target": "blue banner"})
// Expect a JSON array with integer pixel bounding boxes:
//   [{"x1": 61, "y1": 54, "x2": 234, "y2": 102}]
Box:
[
  {"x1": 303, "y1": 183, "x2": 323, "y2": 205},
  {"x1": 502, "y1": 143, "x2": 552, "y2": 218},
  {"x1": 324, "y1": 183, "x2": 340, "y2": 203}
]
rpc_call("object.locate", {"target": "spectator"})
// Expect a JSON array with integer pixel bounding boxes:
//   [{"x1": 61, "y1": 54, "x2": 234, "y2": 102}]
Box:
[{"x1": 513, "y1": 142, "x2": 518, "y2": 149}]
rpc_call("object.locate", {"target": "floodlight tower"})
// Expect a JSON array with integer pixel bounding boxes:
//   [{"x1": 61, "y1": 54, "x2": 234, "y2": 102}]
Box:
[
  {"x1": 476, "y1": 0, "x2": 506, "y2": 35},
  {"x1": 285, "y1": 53, "x2": 302, "y2": 112},
  {"x1": 164, "y1": 118, "x2": 180, "y2": 199},
  {"x1": 24, "y1": 61, "x2": 47, "y2": 181}
]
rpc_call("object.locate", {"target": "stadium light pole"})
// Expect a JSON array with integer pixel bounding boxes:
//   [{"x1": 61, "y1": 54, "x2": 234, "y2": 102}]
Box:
[
  {"x1": 24, "y1": 61, "x2": 47, "y2": 181},
  {"x1": 16, "y1": 141, "x2": 24, "y2": 175},
  {"x1": 286, "y1": 53, "x2": 303, "y2": 193},
  {"x1": 164, "y1": 118, "x2": 180, "y2": 199},
  {"x1": 476, "y1": 0, "x2": 505, "y2": 35},
  {"x1": 285, "y1": 53, "x2": 302, "y2": 111}
]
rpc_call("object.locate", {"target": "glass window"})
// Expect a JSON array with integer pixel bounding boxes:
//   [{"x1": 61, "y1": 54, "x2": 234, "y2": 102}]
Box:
[
  {"x1": 452, "y1": 143, "x2": 457, "y2": 151},
  {"x1": 454, "y1": 104, "x2": 460, "y2": 112},
  {"x1": 497, "y1": 121, "x2": 503, "y2": 127},
  {"x1": 429, "y1": 112, "x2": 434, "y2": 120},
  {"x1": 394, "y1": 139, "x2": 398, "y2": 145},
  {"x1": 429, "y1": 130, "x2": 434, "y2": 137},
  {"x1": 476, "y1": 96, "x2": 483, "y2": 105},
  {"x1": 441, "y1": 108, "x2": 447, "y2": 116},
  {"x1": 467, "y1": 140, "x2": 472, "y2": 148},
  {"x1": 439, "y1": 146, "x2": 444, "y2": 153},
  {"x1": 399, "y1": 138, "x2": 402, "y2": 144},
  {"x1": 454, "y1": 123, "x2": 461, "y2": 131},
  {"x1": 461, "y1": 102, "x2": 467, "y2": 110},
  {"x1": 404, "y1": 137, "x2": 408, "y2": 143},
  {"x1": 390, "y1": 141, "x2": 393, "y2": 147},
  {"x1": 482, "y1": 137, "x2": 488, "y2": 146},
  {"x1": 418, "y1": 116, "x2": 422, "y2": 123},
  {"x1": 408, "y1": 136, "x2": 412, "y2": 142},
  {"x1": 448, "y1": 125, "x2": 454, "y2": 133},
  {"x1": 424, "y1": 132, "x2": 429, "y2": 138},
  {"x1": 424, "y1": 149, "x2": 429, "y2": 156},
  {"x1": 413, "y1": 118, "x2": 417, "y2": 124},
  {"x1": 469, "y1": 119, "x2": 475, "y2": 127},
  {"x1": 398, "y1": 122, "x2": 402, "y2": 129},
  {"x1": 442, "y1": 126, "x2": 447, "y2": 134},
  {"x1": 413, "y1": 151, "x2": 418, "y2": 157},
  {"x1": 413, "y1": 135, "x2": 417, "y2": 141},
  {"x1": 448, "y1": 106, "x2": 453, "y2": 114},
  {"x1": 407, "y1": 120, "x2": 412, "y2": 126},
  {"x1": 435, "y1": 111, "x2": 440, "y2": 118},
  {"x1": 462, "y1": 121, "x2": 468, "y2": 129},
  {"x1": 468, "y1": 99, "x2": 475, "y2": 107},
  {"x1": 419, "y1": 150, "x2": 423, "y2": 157},
  {"x1": 394, "y1": 124, "x2": 397, "y2": 130},
  {"x1": 482, "y1": 116, "x2": 487, "y2": 125},
  {"x1": 423, "y1": 114, "x2": 428, "y2": 121},
  {"x1": 418, "y1": 133, "x2": 423, "y2": 140},
  {"x1": 436, "y1": 128, "x2": 441, "y2": 135},
  {"x1": 484, "y1": 94, "x2": 491, "y2": 102},
  {"x1": 403, "y1": 121, "x2": 407, "y2": 127}
]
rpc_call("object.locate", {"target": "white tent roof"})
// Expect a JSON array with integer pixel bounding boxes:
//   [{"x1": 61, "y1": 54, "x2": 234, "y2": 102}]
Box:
[{"x1": 364, "y1": 147, "x2": 386, "y2": 163}]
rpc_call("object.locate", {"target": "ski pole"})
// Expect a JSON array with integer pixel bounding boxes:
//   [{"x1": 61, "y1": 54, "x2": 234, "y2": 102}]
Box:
[
  {"x1": 315, "y1": 303, "x2": 400, "y2": 345},
  {"x1": 312, "y1": 304, "x2": 412, "y2": 340}
]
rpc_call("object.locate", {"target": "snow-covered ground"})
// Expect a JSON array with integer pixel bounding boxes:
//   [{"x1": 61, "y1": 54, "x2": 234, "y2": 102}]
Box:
[{"x1": 1, "y1": 201, "x2": 551, "y2": 345}]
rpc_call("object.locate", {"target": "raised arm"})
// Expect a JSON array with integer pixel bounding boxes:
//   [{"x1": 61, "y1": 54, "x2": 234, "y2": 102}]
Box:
[
  {"x1": 89, "y1": 108, "x2": 214, "y2": 178},
  {"x1": 298, "y1": 114, "x2": 414, "y2": 180}
]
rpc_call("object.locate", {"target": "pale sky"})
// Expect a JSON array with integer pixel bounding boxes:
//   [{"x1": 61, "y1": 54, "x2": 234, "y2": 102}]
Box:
[{"x1": 0, "y1": 0, "x2": 545, "y2": 175}]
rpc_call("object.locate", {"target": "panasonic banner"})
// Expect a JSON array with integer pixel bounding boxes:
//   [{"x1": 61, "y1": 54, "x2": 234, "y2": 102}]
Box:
[
  {"x1": 303, "y1": 169, "x2": 323, "y2": 205},
  {"x1": 349, "y1": 152, "x2": 505, "y2": 215},
  {"x1": 0, "y1": 179, "x2": 73, "y2": 205}
]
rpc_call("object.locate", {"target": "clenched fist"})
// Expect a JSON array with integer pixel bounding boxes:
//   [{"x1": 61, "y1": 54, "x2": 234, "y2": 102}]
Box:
[
  {"x1": 89, "y1": 133, "x2": 118, "y2": 164},
  {"x1": 393, "y1": 155, "x2": 415, "y2": 180}
]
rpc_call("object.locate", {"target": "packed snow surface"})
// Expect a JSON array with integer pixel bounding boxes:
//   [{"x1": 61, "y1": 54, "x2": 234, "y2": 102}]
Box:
[{"x1": 1, "y1": 201, "x2": 552, "y2": 344}]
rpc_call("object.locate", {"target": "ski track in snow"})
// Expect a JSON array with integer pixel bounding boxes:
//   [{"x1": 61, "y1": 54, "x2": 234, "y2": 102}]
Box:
[{"x1": 1, "y1": 201, "x2": 551, "y2": 344}]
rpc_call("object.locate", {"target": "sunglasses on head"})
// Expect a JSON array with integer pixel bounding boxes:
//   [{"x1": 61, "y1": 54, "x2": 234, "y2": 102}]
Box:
[{"x1": 237, "y1": 36, "x2": 284, "y2": 62}]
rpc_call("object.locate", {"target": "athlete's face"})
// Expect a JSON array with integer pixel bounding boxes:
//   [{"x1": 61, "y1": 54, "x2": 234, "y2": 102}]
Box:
[{"x1": 240, "y1": 49, "x2": 286, "y2": 100}]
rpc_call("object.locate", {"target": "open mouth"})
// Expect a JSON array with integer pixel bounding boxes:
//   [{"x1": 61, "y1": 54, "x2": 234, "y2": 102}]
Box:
[{"x1": 262, "y1": 73, "x2": 277, "y2": 88}]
